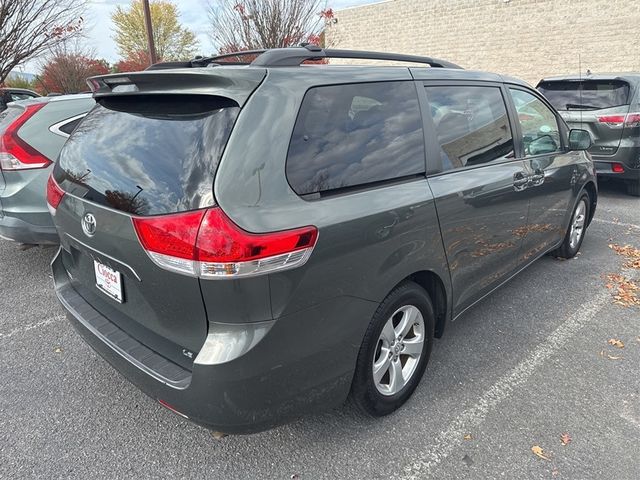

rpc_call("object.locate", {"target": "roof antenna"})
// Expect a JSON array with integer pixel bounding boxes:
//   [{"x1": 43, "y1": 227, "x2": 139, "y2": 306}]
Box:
[{"x1": 579, "y1": 53, "x2": 584, "y2": 130}]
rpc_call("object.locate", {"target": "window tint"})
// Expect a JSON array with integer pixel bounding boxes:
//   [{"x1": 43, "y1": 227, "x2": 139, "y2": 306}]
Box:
[
  {"x1": 425, "y1": 85, "x2": 514, "y2": 170},
  {"x1": 58, "y1": 116, "x2": 83, "y2": 136},
  {"x1": 538, "y1": 80, "x2": 630, "y2": 110},
  {"x1": 56, "y1": 99, "x2": 239, "y2": 215},
  {"x1": 287, "y1": 82, "x2": 425, "y2": 195},
  {"x1": 510, "y1": 89, "x2": 561, "y2": 156}
]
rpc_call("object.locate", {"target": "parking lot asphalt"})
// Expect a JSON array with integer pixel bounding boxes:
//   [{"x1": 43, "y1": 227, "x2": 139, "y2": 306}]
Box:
[{"x1": 1, "y1": 181, "x2": 638, "y2": 480}]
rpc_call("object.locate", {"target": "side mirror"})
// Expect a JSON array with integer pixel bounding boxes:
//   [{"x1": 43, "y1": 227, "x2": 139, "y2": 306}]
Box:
[{"x1": 568, "y1": 129, "x2": 591, "y2": 151}]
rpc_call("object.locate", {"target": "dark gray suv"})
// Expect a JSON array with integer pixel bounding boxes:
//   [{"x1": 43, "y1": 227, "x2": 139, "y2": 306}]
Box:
[
  {"x1": 538, "y1": 74, "x2": 640, "y2": 196},
  {"x1": 48, "y1": 47, "x2": 597, "y2": 434}
]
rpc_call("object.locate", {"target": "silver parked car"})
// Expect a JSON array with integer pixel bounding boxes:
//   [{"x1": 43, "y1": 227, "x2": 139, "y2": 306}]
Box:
[{"x1": 0, "y1": 94, "x2": 94, "y2": 245}]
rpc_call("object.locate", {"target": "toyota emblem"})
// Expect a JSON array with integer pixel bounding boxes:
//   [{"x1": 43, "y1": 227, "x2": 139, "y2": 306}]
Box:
[{"x1": 82, "y1": 213, "x2": 97, "y2": 237}]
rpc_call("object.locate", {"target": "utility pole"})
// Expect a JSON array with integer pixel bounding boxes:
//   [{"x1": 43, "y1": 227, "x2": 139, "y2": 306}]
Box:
[{"x1": 142, "y1": 0, "x2": 158, "y2": 65}]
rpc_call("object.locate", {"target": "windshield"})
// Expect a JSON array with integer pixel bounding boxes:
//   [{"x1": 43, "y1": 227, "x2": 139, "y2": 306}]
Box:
[{"x1": 538, "y1": 80, "x2": 630, "y2": 110}]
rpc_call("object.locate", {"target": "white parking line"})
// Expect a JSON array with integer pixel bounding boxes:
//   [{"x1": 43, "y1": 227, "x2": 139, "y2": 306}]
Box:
[
  {"x1": 592, "y1": 218, "x2": 640, "y2": 229},
  {"x1": 400, "y1": 289, "x2": 614, "y2": 479},
  {"x1": 0, "y1": 314, "x2": 65, "y2": 340}
]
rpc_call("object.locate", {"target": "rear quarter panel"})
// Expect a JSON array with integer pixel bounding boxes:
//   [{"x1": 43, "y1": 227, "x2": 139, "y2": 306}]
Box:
[
  {"x1": 215, "y1": 68, "x2": 452, "y2": 320},
  {"x1": 18, "y1": 97, "x2": 95, "y2": 162}
]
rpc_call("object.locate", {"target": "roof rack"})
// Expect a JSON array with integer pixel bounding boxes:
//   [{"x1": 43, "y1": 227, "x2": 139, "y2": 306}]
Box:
[
  {"x1": 147, "y1": 45, "x2": 462, "y2": 71},
  {"x1": 252, "y1": 45, "x2": 462, "y2": 69}
]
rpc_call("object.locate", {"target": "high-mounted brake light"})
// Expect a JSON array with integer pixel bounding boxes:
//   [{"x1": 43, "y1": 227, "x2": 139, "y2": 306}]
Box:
[
  {"x1": 597, "y1": 113, "x2": 640, "y2": 128},
  {"x1": 0, "y1": 103, "x2": 51, "y2": 171},
  {"x1": 132, "y1": 207, "x2": 318, "y2": 279},
  {"x1": 46, "y1": 174, "x2": 65, "y2": 213}
]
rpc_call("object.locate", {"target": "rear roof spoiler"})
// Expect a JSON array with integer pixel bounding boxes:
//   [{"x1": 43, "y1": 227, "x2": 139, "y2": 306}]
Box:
[{"x1": 86, "y1": 68, "x2": 266, "y2": 107}]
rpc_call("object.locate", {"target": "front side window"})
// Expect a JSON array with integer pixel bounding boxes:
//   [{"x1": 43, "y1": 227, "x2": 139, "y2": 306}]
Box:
[
  {"x1": 286, "y1": 81, "x2": 425, "y2": 195},
  {"x1": 510, "y1": 89, "x2": 561, "y2": 156},
  {"x1": 425, "y1": 85, "x2": 514, "y2": 171}
]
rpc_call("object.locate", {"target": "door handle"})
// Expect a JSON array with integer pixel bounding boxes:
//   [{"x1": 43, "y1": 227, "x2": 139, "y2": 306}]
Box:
[
  {"x1": 513, "y1": 171, "x2": 529, "y2": 191},
  {"x1": 530, "y1": 168, "x2": 545, "y2": 186}
]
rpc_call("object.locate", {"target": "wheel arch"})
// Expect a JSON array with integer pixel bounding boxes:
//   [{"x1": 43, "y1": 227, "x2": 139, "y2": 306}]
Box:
[
  {"x1": 400, "y1": 270, "x2": 449, "y2": 339},
  {"x1": 583, "y1": 181, "x2": 597, "y2": 227}
]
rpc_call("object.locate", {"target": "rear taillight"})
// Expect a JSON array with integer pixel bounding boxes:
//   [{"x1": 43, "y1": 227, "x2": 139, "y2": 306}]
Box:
[
  {"x1": 597, "y1": 113, "x2": 640, "y2": 128},
  {"x1": 0, "y1": 103, "x2": 51, "y2": 170},
  {"x1": 46, "y1": 174, "x2": 65, "y2": 213},
  {"x1": 132, "y1": 207, "x2": 318, "y2": 278},
  {"x1": 625, "y1": 113, "x2": 640, "y2": 127},
  {"x1": 612, "y1": 163, "x2": 625, "y2": 173}
]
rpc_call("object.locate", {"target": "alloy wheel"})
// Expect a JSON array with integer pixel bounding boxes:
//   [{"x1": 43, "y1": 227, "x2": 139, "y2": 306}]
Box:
[{"x1": 372, "y1": 305, "x2": 425, "y2": 396}]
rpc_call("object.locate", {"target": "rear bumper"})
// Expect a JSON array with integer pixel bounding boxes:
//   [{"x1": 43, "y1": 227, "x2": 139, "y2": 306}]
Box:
[
  {"x1": 0, "y1": 213, "x2": 58, "y2": 244},
  {"x1": 52, "y1": 248, "x2": 376, "y2": 433},
  {"x1": 593, "y1": 146, "x2": 640, "y2": 181}
]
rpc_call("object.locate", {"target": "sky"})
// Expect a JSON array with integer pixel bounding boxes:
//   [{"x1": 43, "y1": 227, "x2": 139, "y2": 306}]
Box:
[{"x1": 18, "y1": 0, "x2": 379, "y2": 74}]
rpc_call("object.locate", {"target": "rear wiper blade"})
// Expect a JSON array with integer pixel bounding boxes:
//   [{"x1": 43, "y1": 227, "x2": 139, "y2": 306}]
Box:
[{"x1": 565, "y1": 103, "x2": 600, "y2": 110}]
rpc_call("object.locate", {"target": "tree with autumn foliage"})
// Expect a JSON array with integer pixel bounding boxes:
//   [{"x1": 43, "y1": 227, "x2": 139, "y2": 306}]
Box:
[
  {"x1": 37, "y1": 43, "x2": 109, "y2": 94},
  {"x1": 112, "y1": 0, "x2": 198, "y2": 64},
  {"x1": 113, "y1": 51, "x2": 153, "y2": 73},
  {"x1": 208, "y1": 0, "x2": 334, "y2": 53},
  {"x1": 0, "y1": 0, "x2": 87, "y2": 84}
]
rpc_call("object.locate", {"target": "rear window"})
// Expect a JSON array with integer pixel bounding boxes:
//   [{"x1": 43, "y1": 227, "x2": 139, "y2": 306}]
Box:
[
  {"x1": 538, "y1": 80, "x2": 630, "y2": 110},
  {"x1": 55, "y1": 95, "x2": 239, "y2": 216},
  {"x1": 286, "y1": 81, "x2": 425, "y2": 195}
]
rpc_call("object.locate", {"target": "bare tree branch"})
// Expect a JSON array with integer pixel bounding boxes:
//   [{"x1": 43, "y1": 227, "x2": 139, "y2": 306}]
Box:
[
  {"x1": 0, "y1": 0, "x2": 87, "y2": 83},
  {"x1": 208, "y1": 0, "x2": 332, "y2": 53}
]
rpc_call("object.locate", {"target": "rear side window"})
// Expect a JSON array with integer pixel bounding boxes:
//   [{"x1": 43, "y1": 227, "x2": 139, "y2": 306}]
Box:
[
  {"x1": 286, "y1": 82, "x2": 425, "y2": 195},
  {"x1": 57, "y1": 116, "x2": 84, "y2": 136},
  {"x1": 425, "y1": 85, "x2": 514, "y2": 170},
  {"x1": 538, "y1": 80, "x2": 630, "y2": 110},
  {"x1": 56, "y1": 95, "x2": 239, "y2": 216}
]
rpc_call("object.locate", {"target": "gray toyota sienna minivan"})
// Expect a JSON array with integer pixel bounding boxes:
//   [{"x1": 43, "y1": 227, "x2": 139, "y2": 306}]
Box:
[{"x1": 49, "y1": 46, "x2": 597, "y2": 433}]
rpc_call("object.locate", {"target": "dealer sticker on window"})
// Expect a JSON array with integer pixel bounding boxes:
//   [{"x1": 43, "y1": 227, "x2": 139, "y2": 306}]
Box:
[{"x1": 94, "y1": 260, "x2": 123, "y2": 303}]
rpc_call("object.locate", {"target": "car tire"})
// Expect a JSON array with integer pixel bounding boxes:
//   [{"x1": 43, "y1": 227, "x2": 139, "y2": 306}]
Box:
[
  {"x1": 551, "y1": 192, "x2": 590, "y2": 259},
  {"x1": 627, "y1": 181, "x2": 640, "y2": 197},
  {"x1": 349, "y1": 281, "x2": 435, "y2": 417}
]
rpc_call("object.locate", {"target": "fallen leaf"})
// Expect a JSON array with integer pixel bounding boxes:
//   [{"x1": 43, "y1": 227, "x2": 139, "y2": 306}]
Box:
[
  {"x1": 463, "y1": 434, "x2": 472, "y2": 440},
  {"x1": 531, "y1": 445, "x2": 550, "y2": 461},
  {"x1": 599, "y1": 349, "x2": 605, "y2": 357},
  {"x1": 608, "y1": 244, "x2": 640, "y2": 270},
  {"x1": 560, "y1": 433, "x2": 572, "y2": 446},
  {"x1": 606, "y1": 354, "x2": 623, "y2": 360},
  {"x1": 210, "y1": 431, "x2": 227, "y2": 440},
  {"x1": 604, "y1": 274, "x2": 640, "y2": 308},
  {"x1": 53, "y1": 347, "x2": 63, "y2": 353},
  {"x1": 608, "y1": 338, "x2": 625, "y2": 349}
]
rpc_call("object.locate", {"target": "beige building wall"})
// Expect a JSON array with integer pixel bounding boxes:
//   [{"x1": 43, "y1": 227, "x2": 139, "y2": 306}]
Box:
[{"x1": 326, "y1": 0, "x2": 640, "y2": 85}]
